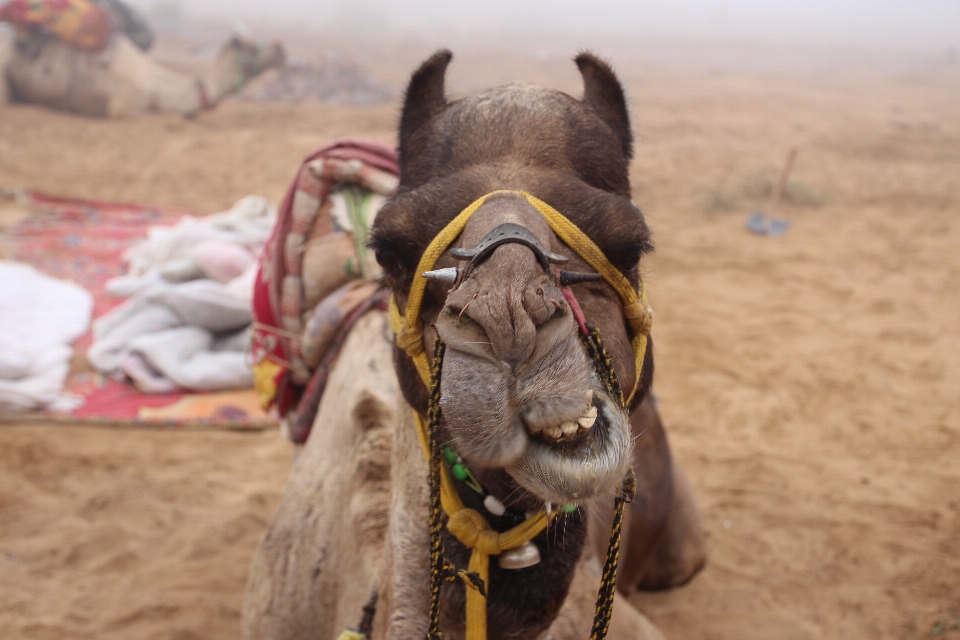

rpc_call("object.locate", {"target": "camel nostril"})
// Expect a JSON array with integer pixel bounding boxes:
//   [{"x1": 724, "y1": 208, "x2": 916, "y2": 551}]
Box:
[
  {"x1": 455, "y1": 293, "x2": 479, "y2": 323},
  {"x1": 443, "y1": 292, "x2": 480, "y2": 325}
]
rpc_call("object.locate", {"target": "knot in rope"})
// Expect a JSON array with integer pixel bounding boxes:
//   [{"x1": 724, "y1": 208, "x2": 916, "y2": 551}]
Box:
[
  {"x1": 397, "y1": 322, "x2": 425, "y2": 356},
  {"x1": 623, "y1": 300, "x2": 653, "y2": 337},
  {"x1": 447, "y1": 508, "x2": 505, "y2": 556}
]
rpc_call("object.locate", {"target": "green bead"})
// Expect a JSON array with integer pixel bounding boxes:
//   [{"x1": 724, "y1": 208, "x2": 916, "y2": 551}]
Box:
[
  {"x1": 452, "y1": 463, "x2": 468, "y2": 481},
  {"x1": 442, "y1": 446, "x2": 458, "y2": 465},
  {"x1": 560, "y1": 503, "x2": 578, "y2": 513}
]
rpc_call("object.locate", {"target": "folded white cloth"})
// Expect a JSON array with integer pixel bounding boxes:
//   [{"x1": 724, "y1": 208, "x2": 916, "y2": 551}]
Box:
[
  {"x1": 0, "y1": 262, "x2": 92, "y2": 411},
  {"x1": 88, "y1": 265, "x2": 257, "y2": 393},
  {"x1": 89, "y1": 196, "x2": 272, "y2": 395},
  {"x1": 123, "y1": 326, "x2": 252, "y2": 391}
]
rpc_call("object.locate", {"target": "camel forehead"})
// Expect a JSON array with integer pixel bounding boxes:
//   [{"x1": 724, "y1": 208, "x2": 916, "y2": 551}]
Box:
[
  {"x1": 460, "y1": 83, "x2": 571, "y2": 113},
  {"x1": 421, "y1": 83, "x2": 603, "y2": 170},
  {"x1": 439, "y1": 83, "x2": 581, "y2": 138}
]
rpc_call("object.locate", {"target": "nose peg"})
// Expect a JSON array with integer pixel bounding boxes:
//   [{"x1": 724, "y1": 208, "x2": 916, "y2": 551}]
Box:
[
  {"x1": 451, "y1": 222, "x2": 568, "y2": 281},
  {"x1": 557, "y1": 270, "x2": 604, "y2": 287},
  {"x1": 421, "y1": 267, "x2": 460, "y2": 284}
]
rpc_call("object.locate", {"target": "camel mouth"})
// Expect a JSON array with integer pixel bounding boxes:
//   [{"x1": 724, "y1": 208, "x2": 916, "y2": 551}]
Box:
[
  {"x1": 437, "y1": 320, "x2": 633, "y2": 505},
  {"x1": 523, "y1": 391, "x2": 598, "y2": 447},
  {"x1": 506, "y1": 392, "x2": 632, "y2": 505}
]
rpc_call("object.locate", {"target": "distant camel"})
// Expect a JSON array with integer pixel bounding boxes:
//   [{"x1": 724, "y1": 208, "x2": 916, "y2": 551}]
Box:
[
  {"x1": 244, "y1": 50, "x2": 706, "y2": 640},
  {"x1": 2, "y1": 31, "x2": 284, "y2": 117}
]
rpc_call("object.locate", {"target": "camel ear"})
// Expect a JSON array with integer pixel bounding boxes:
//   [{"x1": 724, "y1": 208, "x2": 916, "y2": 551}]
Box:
[
  {"x1": 399, "y1": 49, "x2": 453, "y2": 150},
  {"x1": 575, "y1": 52, "x2": 633, "y2": 160}
]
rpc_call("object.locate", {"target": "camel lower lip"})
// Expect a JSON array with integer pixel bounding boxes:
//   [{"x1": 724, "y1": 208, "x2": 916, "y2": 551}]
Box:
[{"x1": 507, "y1": 401, "x2": 631, "y2": 503}]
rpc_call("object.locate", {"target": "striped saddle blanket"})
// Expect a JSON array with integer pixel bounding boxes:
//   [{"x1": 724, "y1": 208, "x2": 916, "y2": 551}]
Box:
[{"x1": 251, "y1": 138, "x2": 399, "y2": 443}]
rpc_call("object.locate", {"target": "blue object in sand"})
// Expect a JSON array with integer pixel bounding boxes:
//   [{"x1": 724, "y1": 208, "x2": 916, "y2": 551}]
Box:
[{"x1": 746, "y1": 211, "x2": 791, "y2": 236}]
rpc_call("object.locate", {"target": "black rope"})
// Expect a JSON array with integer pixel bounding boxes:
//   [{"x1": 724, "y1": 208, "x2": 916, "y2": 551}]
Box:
[
  {"x1": 579, "y1": 325, "x2": 633, "y2": 640},
  {"x1": 357, "y1": 589, "x2": 378, "y2": 637},
  {"x1": 581, "y1": 327, "x2": 624, "y2": 409},
  {"x1": 588, "y1": 468, "x2": 637, "y2": 640},
  {"x1": 426, "y1": 339, "x2": 447, "y2": 640}
]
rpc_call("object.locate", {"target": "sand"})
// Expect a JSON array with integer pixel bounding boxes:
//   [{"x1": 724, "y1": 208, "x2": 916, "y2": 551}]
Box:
[{"x1": 1, "y1": 47, "x2": 958, "y2": 640}]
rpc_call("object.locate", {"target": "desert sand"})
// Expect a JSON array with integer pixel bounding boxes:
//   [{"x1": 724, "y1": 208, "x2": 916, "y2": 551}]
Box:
[{"x1": 1, "y1": 42, "x2": 959, "y2": 640}]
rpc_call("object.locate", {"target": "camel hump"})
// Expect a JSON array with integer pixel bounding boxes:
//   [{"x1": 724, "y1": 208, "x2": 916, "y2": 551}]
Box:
[{"x1": 575, "y1": 52, "x2": 633, "y2": 161}]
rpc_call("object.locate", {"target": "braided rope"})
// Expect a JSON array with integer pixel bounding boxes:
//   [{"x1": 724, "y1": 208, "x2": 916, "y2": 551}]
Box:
[
  {"x1": 589, "y1": 469, "x2": 636, "y2": 640},
  {"x1": 578, "y1": 324, "x2": 632, "y2": 639},
  {"x1": 582, "y1": 327, "x2": 624, "y2": 409},
  {"x1": 426, "y1": 340, "x2": 448, "y2": 640}
]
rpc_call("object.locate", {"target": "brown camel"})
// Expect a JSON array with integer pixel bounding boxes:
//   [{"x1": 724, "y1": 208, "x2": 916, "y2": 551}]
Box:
[
  {"x1": 3, "y1": 32, "x2": 285, "y2": 117},
  {"x1": 244, "y1": 50, "x2": 705, "y2": 640}
]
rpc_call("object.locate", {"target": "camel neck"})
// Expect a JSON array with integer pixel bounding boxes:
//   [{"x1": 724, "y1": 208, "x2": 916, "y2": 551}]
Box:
[{"x1": 437, "y1": 469, "x2": 587, "y2": 640}]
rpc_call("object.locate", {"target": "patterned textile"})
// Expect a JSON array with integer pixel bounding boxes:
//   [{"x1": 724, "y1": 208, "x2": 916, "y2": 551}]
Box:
[
  {"x1": 8, "y1": 191, "x2": 271, "y2": 426},
  {"x1": 251, "y1": 138, "x2": 399, "y2": 442},
  {"x1": 0, "y1": 0, "x2": 113, "y2": 51},
  {"x1": 287, "y1": 287, "x2": 389, "y2": 444}
]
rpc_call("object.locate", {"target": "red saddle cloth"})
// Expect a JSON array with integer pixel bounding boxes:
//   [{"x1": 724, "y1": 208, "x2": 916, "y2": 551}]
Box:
[{"x1": 251, "y1": 137, "x2": 399, "y2": 443}]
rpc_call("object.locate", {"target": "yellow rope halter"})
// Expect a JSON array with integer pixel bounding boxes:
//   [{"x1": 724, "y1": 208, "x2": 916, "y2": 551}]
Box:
[
  {"x1": 389, "y1": 190, "x2": 652, "y2": 406},
  {"x1": 387, "y1": 190, "x2": 652, "y2": 640}
]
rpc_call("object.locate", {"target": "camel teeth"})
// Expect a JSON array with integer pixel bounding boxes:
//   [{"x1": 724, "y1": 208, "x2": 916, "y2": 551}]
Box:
[
  {"x1": 578, "y1": 406, "x2": 598, "y2": 430},
  {"x1": 560, "y1": 422, "x2": 578, "y2": 438},
  {"x1": 583, "y1": 390, "x2": 594, "y2": 407},
  {"x1": 542, "y1": 424, "x2": 562, "y2": 441}
]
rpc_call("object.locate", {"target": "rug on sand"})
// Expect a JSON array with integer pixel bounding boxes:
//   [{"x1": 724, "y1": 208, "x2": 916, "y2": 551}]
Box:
[{"x1": 8, "y1": 191, "x2": 273, "y2": 427}]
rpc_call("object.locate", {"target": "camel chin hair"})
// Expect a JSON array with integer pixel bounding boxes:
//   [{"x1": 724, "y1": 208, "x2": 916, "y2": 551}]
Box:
[{"x1": 507, "y1": 398, "x2": 633, "y2": 505}]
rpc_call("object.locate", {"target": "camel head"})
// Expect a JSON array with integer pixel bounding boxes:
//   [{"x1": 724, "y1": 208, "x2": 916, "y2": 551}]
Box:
[
  {"x1": 371, "y1": 50, "x2": 653, "y2": 508},
  {"x1": 221, "y1": 35, "x2": 286, "y2": 83}
]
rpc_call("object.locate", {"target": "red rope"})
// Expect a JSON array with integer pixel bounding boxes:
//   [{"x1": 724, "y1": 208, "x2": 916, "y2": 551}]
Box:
[{"x1": 561, "y1": 287, "x2": 590, "y2": 337}]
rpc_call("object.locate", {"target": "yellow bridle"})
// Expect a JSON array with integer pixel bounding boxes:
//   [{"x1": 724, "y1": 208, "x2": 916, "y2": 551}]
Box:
[
  {"x1": 389, "y1": 189, "x2": 652, "y2": 402},
  {"x1": 386, "y1": 190, "x2": 653, "y2": 640}
]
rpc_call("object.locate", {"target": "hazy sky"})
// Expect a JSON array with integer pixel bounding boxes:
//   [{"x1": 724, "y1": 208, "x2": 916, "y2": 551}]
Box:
[{"x1": 129, "y1": 1, "x2": 959, "y2": 66}]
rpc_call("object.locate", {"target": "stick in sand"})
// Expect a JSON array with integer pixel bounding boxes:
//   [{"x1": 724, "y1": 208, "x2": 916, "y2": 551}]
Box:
[{"x1": 766, "y1": 147, "x2": 798, "y2": 217}]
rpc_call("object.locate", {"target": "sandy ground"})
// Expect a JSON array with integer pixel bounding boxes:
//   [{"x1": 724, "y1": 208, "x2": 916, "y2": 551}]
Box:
[{"x1": 1, "y1": 46, "x2": 959, "y2": 640}]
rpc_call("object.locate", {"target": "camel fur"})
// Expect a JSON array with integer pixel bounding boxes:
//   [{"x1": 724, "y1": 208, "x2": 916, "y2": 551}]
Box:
[{"x1": 244, "y1": 50, "x2": 705, "y2": 640}]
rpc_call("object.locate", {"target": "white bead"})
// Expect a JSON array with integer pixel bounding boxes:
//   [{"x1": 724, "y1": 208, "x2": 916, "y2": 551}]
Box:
[{"x1": 483, "y1": 494, "x2": 506, "y2": 517}]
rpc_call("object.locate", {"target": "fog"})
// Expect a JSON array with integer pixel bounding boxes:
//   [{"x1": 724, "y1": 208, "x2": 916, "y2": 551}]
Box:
[{"x1": 125, "y1": 0, "x2": 959, "y2": 70}]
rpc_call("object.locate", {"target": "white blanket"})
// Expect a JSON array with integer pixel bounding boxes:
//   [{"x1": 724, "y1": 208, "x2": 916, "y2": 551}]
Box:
[
  {"x1": 87, "y1": 276, "x2": 255, "y2": 393},
  {"x1": 0, "y1": 262, "x2": 92, "y2": 412},
  {"x1": 86, "y1": 196, "x2": 273, "y2": 394}
]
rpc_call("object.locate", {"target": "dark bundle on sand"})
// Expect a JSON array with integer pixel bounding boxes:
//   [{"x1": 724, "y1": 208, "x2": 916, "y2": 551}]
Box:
[{"x1": 237, "y1": 57, "x2": 396, "y2": 105}]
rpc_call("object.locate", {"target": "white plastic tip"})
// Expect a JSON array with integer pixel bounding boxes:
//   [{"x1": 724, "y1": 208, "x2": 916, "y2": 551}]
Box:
[{"x1": 420, "y1": 267, "x2": 459, "y2": 283}]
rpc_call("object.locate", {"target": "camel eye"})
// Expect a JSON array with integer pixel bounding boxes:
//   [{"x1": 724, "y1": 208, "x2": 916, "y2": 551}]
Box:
[{"x1": 604, "y1": 239, "x2": 651, "y2": 273}]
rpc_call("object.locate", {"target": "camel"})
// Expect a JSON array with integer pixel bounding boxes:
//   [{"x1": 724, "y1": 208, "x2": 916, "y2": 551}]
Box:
[
  {"x1": 244, "y1": 51, "x2": 706, "y2": 640},
  {"x1": 2, "y1": 31, "x2": 285, "y2": 117}
]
